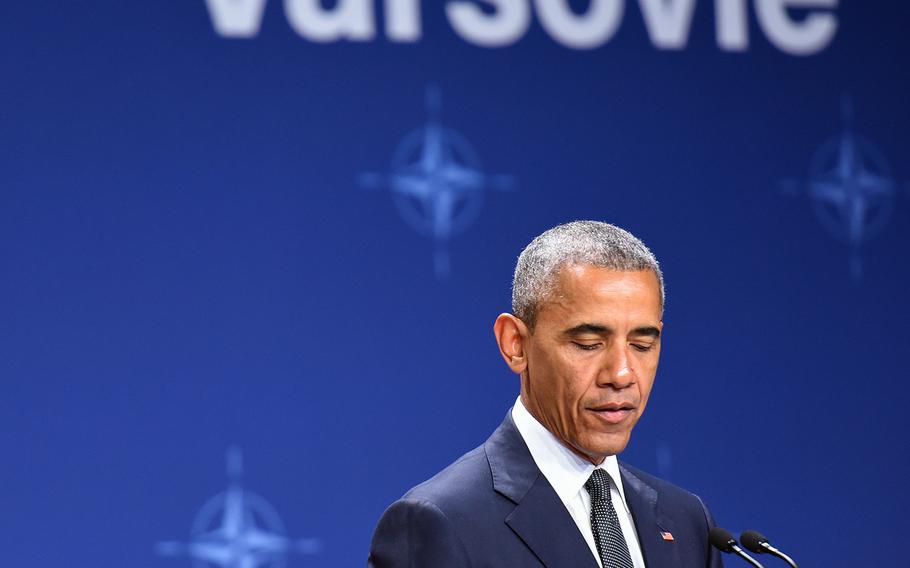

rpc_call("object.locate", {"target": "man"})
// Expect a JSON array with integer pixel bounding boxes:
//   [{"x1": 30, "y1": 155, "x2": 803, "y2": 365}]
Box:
[{"x1": 369, "y1": 221, "x2": 722, "y2": 567}]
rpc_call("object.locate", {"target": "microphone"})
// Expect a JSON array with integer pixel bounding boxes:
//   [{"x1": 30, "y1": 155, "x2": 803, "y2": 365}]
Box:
[
  {"x1": 740, "y1": 530, "x2": 799, "y2": 568},
  {"x1": 709, "y1": 527, "x2": 765, "y2": 568}
]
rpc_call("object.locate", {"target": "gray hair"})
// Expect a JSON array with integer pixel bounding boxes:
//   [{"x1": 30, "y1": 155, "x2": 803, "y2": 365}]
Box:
[{"x1": 511, "y1": 221, "x2": 665, "y2": 328}]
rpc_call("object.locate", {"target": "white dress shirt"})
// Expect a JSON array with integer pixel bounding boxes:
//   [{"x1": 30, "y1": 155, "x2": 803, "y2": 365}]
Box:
[{"x1": 512, "y1": 397, "x2": 647, "y2": 568}]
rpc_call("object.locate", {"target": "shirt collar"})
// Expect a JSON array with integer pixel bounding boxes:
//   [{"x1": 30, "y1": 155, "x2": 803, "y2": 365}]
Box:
[{"x1": 511, "y1": 396, "x2": 632, "y2": 514}]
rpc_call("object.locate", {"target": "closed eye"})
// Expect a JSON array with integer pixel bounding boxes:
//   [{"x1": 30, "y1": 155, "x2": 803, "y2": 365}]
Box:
[
  {"x1": 572, "y1": 342, "x2": 601, "y2": 351},
  {"x1": 631, "y1": 343, "x2": 654, "y2": 352}
]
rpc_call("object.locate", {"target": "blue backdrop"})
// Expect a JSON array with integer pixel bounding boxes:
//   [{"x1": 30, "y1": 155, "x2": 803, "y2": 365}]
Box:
[{"x1": 3, "y1": 1, "x2": 908, "y2": 566}]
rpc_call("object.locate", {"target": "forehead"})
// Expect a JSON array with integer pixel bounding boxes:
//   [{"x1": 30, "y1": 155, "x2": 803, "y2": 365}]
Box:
[{"x1": 538, "y1": 265, "x2": 663, "y2": 324}]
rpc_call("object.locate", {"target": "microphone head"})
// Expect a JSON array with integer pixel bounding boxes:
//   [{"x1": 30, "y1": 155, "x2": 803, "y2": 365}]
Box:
[
  {"x1": 708, "y1": 527, "x2": 737, "y2": 553},
  {"x1": 740, "y1": 530, "x2": 770, "y2": 554}
]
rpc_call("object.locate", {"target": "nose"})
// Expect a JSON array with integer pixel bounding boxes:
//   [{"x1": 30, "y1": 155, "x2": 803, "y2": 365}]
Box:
[{"x1": 597, "y1": 343, "x2": 635, "y2": 389}]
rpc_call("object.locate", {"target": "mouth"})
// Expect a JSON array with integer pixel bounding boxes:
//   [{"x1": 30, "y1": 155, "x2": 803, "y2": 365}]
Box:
[{"x1": 587, "y1": 403, "x2": 636, "y2": 425}]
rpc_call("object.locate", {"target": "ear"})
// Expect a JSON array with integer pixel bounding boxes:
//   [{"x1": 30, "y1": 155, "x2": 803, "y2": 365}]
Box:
[{"x1": 493, "y1": 313, "x2": 529, "y2": 374}]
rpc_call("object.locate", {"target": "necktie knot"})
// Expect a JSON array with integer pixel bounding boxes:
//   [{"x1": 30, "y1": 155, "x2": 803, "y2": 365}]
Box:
[{"x1": 584, "y1": 468, "x2": 612, "y2": 503}]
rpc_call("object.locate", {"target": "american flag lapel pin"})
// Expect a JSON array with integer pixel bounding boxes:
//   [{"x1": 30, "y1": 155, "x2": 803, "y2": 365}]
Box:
[{"x1": 660, "y1": 531, "x2": 674, "y2": 541}]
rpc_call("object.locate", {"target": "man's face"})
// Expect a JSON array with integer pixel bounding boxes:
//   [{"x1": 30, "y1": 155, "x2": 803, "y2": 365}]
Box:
[{"x1": 520, "y1": 265, "x2": 663, "y2": 464}]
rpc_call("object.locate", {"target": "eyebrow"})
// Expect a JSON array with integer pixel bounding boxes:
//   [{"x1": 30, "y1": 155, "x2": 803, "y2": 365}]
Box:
[
  {"x1": 632, "y1": 326, "x2": 661, "y2": 339},
  {"x1": 563, "y1": 323, "x2": 661, "y2": 338},
  {"x1": 564, "y1": 323, "x2": 610, "y2": 335}
]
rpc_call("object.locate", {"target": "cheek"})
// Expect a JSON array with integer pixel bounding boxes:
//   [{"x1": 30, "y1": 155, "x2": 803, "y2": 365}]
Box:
[
  {"x1": 637, "y1": 376, "x2": 657, "y2": 409},
  {"x1": 545, "y1": 359, "x2": 587, "y2": 412},
  {"x1": 635, "y1": 353, "x2": 660, "y2": 393},
  {"x1": 563, "y1": 361, "x2": 597, "y2": 407}
]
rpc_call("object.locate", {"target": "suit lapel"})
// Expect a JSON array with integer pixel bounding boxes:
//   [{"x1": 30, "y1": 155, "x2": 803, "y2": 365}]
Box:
[
  {"x1": 485, "y1": 414, "x2": 599, "y2": 568},
  {"x1": 620, "y1": 464, "x2": 680, "y2": 567},
  {"x1": 505, "y1": 474, "x2": 600, "y2": 568}
]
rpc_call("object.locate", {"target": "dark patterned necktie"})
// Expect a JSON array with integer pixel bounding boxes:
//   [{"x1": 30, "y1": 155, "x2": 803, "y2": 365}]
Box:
[{"x1": 584, "y1": 469, "x2": 635, "y2": 568}]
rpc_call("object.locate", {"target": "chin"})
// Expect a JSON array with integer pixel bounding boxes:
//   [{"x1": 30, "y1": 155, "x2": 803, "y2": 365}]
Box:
[{"x1": 581, "y1": 434, "x2": 631, "y2": 460}]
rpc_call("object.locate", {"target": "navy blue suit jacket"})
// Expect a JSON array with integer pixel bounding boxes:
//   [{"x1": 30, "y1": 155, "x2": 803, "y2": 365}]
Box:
[{"x1": 369, "y1": 413, "x2": 723, "y2": 567}]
